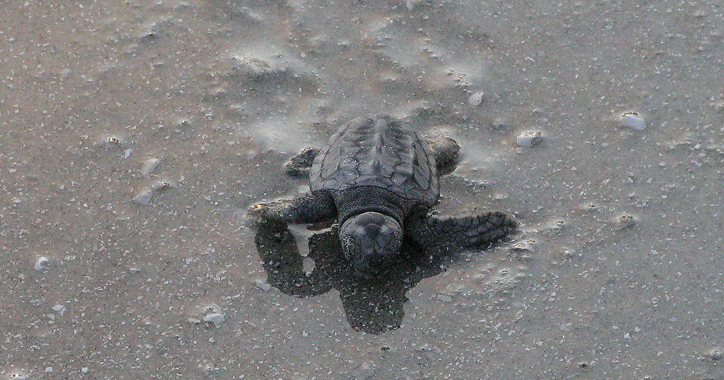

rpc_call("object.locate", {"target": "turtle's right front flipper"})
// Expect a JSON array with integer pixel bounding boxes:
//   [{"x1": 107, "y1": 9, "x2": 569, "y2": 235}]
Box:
[{"x1": 248, "y1": 191, "x2": 336, "y2": 225}]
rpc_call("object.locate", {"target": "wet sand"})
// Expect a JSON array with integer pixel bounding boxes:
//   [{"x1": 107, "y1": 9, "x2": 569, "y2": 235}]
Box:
[{"x1": 1, "y1": 0, "x2": 723, "y2": 379}]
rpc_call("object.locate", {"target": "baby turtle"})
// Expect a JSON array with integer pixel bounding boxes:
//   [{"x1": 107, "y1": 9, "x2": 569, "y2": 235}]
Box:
[{"x1": 249, "y1": 115, "x2": 517, "y2": 277}]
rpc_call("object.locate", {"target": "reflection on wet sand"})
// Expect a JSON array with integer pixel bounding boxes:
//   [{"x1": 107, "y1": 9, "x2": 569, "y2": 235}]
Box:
[{"x1": 254, "y1": 221, "x2": 446, "y2": 334}]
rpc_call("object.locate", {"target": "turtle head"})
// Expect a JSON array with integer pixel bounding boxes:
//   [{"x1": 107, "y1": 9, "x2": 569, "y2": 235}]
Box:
[{"x1": 339, "y1": 212, "x2": 403, "y2": 277}]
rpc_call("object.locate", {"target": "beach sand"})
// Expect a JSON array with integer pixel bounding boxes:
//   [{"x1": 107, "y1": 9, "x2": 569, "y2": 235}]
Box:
[{"x1": 1, "y1": 0, "x2": 723, "y2": 378}]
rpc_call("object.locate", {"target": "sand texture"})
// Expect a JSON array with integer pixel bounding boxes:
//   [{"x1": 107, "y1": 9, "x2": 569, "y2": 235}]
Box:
[{"x1": 1, "y1": 0, "x2": 723, "y2": 379}]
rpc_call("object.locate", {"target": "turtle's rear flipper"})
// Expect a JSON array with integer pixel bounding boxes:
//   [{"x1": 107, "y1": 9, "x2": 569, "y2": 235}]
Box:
[
  {"x1": 425, "y1": 134, "x2": 461, "y2": 176},
  {"x1": 405, "y1": 211, "x2": 517, "y2": 255},
  {"x1": 285, "y1": 147, "x2": 320, "y2": 178}
]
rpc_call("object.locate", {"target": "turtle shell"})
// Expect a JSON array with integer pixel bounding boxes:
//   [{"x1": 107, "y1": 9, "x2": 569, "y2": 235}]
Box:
[{"x1": 310, "y1": 115, "x2": 439, "y2": 206}]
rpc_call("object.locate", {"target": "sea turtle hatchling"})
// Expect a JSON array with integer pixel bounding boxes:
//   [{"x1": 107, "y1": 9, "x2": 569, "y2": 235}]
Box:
[{"x1": 249, "y1": 115, "x2": 517, "y2": 277}]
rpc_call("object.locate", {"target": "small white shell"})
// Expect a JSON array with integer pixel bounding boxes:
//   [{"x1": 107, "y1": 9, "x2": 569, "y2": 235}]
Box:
[
  {"x1": 619, "y1": 112, "x2": 646, "y2": 130},
  {"x1": 34, "y1": 256, "x2": 50, "y2": 271},
  {"x1": 468, "y1": 91, "x2": 485, "y2": 107},
  {"x1": 203, "y1": 313, "x2": 225, "y2": 325},
  {"x1": 4, "y1": 370, "x2": 29, "y2": 380}
]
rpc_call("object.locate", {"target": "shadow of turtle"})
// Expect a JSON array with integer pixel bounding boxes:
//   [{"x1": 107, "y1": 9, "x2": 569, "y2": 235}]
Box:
[{"x1": 254, "y1": 221, "x2": 448, "y2": 334}]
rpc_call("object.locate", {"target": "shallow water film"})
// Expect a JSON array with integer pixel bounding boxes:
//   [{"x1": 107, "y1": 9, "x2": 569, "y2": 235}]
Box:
[{"x1": 2, "y1": 0, "x2": 724, "y2": 379}]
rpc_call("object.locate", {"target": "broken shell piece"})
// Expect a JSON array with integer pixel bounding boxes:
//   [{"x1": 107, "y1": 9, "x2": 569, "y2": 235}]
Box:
[
  {"x1": 141, "y1": 158, "x2": 161, "y2": 176},
  {"x1": 34, "y1": 256, "x2": 50, "y2": 271},
  {"x1": 516, "y1": 131, "x2": 543, "y2": 147},
  {"x1": 511, "y1": 239, "x2": 537, "y2": 254},
  {"x1": 132, "y1": 188, "x2": 154, "y2": 205},
  {"x1": 132, "y1": 179, "x2": 173, "y2": 205}
]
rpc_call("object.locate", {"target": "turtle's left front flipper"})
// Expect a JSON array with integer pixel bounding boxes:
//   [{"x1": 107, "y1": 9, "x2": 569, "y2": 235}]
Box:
[{"x1": 405, "y1": 211, "x2": 517, "y2": 254}]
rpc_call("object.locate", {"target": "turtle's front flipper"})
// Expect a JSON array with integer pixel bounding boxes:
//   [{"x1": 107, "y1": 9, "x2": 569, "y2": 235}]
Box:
[
  {"x1": 426, "y1": 134, "x2": 461, "y2": 176},
  {"x1": 248, "y1": 191, "x2": 336, "y2": 225},
  {"x1": 285, "y1": 147, "x2": 320, "y2": 178},
  {"x1": 405, "y1": 211, "x2": 517, "y2": 254}
]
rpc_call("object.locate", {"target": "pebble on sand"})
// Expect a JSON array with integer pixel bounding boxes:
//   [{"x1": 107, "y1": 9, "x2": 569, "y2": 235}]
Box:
[
  {"x1": 516, "y1": 130, "x2": 543, "y2": 147},
  {"x1": 612, "y1": 214, "x2": 637, "y2": 231},
  {"x1": 547, "y1": 218, "x2": 566, "y2": 232},
  {"x1": 706, "y1": 347, "x2": 722, "y2": 360},
  {"x1": 99, "y1": 134, "x2": 130, "y2": 150},
  {"x1": 579, "y1": 202, "x2": 601, "y2": 213},
  {"x1": 619, "y1": 112, "x2": 646, "y2": 131}
]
